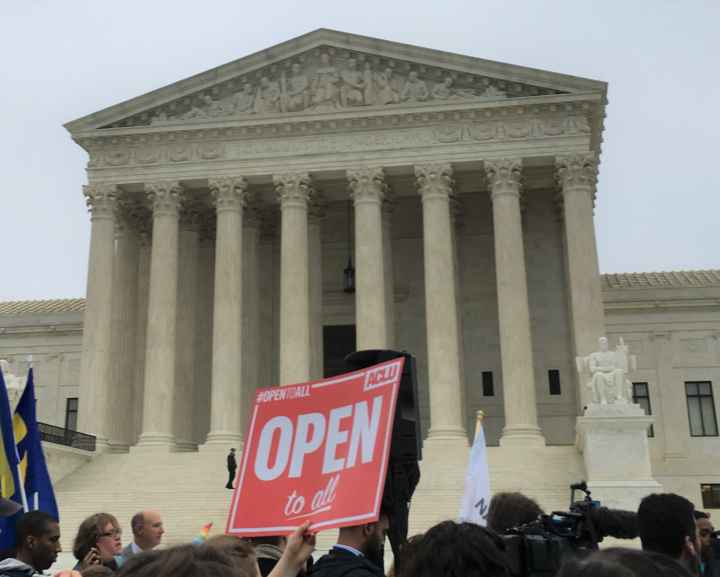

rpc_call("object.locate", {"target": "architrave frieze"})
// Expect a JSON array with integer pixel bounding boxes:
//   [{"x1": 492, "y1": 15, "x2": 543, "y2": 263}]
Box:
[{"x1": 80, "y1": 97, "x2": 601, "y2": 177}]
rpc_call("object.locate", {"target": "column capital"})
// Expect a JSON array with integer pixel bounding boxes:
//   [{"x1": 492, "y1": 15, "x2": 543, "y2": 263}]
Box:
[
  {"x1": 556, "y1": 153, "x2": 599, "y2": 190},
  {"x1": 209, "y1": 177, "x2": 248, "y2": 212},
  {"x1": 485, "y1": 158, "x2": 523, "y2": 199},
  {"x1": 414, "y1": 163, "x2": 454, "y2": 200},
  {"x1": 274, "y1": 172, "x2": 312, "y2": 207},
  {"x1": 347, "y1": 167, "x2": 387, "y2": 204},
  {"x1": 146, "y1": 181, "x2": 184, "y2": 217},
  {"x1": 83, "y1": 183, "x2": 118, "y2": 219}
]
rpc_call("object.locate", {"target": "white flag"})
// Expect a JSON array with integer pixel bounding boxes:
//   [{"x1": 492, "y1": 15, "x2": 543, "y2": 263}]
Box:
[{"x1": 459, "y1": 422, "x2": 491, "y2": 525}]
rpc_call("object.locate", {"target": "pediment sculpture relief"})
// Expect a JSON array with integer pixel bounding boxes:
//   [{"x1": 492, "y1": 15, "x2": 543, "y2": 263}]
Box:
[{"x1": 103, "y1": 48, "x2": 563, "y2": 128}]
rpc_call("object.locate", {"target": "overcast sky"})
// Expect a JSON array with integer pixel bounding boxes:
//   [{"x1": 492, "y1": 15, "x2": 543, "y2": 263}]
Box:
[{"x1": 1, "y1": 0, "x2": 717, "y2": 301}]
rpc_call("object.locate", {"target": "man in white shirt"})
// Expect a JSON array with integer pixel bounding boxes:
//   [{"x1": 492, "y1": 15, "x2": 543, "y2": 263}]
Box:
[{"x1": 119, "y1": 511, "x2": 164, "y2": 563}]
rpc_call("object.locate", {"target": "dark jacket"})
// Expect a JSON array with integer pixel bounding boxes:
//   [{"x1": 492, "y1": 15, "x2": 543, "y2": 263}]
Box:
[
  {"x1": 309, "y1": 548, "x2": 384, "y2": 577},
  {"x1": 227, "y1": 452, "x2": 237, "y2": 471},
  {"x1": 0, "y1": 558, "x2": 38, "y2": 577}
]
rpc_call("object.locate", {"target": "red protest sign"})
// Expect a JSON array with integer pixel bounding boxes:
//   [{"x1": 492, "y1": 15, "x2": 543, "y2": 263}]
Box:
[{"x1": 226, "y1": 357, "x2": 404, "y2": 536}]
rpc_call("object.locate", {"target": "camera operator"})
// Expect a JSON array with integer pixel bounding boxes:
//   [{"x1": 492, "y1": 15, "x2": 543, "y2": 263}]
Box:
[
  {"x1": 638, "y1": 493, "x2": 700, "y2": 575},
  {"x1": 487, "y1": 493, "x2": 544, "y2": 535}
]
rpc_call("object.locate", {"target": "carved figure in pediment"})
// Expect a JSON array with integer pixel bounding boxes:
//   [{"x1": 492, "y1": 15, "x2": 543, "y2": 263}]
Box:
[
  {"x1": 150, "y1": 109, "x2": 168, "y2": 125},
  {"x1": 340, "y1": 58, "x2": 365, "y2": 107},
  {"x1": 311, "y1": 53, "x2": 340, "y2": 111},
  {"x1": 233, "y1": 83, "x2": 256, "y2": 115},
  {"x1": 401, "y1": 71, "x2": 429, "y2": 102},
  {"x1": 282, "y1": 63, "x2": 310, "y2": 112},
  {"x1": 479, "y1": 85, "x2": 507, "y2": 100},
  {"x1": 363, "y1": 62, "x2": 376, "y2": 106},
  {"x1": 254, "y1": 76, "x2": 281, "y2": 114},
  {"x1": 375, "y1": 68, "x2": 399, "y2": 105}
]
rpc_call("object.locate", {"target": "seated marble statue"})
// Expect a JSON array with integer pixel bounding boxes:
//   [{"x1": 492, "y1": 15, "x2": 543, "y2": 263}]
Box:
[{"x1": 577, "y1": 337, "x2": 635, "y2": 405}]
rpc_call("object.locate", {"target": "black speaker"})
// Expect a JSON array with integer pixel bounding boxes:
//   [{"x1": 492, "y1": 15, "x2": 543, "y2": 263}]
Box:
[{"x1": 344, "y1": 349, "x2": 422, "y2": 569}]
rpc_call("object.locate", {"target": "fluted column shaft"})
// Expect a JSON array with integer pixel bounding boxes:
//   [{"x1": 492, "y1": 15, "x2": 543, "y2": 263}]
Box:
[
  {"x1": 486, "y1": 159, "x2": 545, "y2": 447},
  {"x1": 206, "y1": 177, "x2": 247, "y2": 445},
  {"x1": 275, "y1": 173, "x2": 312, "y2": 385},
  {"x1": 78, "y1": 184, "x2": 117, "y2": 448},
  {"x1": 174, "y1": 206, "x2": 200, "y2": 450},
  {"x1": 308, "y1": 202, "x2": 325, "y2": 379},
  {"x1": 557, "y1": 153, "x2": 605, "y2": 408},
  {"x1": 138, "y1": 181, "x2": 183, "y2": 448},
  {"x1": 133, "y1": 226, "x2": 151, "y2": 444},
  {"x1": 382, "y1": 199, "x2": 396, "y2": 348},
  {"x1": 415, "y1": 164, "x2": 465, "y2": 439},
  {"x1": 109, "y1": 206, "x2": 139, "y2": 450},
  {"x1": 242, "y1": 208, "x2": 261, "y2": 433},
  {"x1": 349, "y1": 167, "x2": 388, "y2": 349}
]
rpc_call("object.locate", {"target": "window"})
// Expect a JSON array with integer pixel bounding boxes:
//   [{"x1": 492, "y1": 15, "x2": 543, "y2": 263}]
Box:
[
  {"x1": 686, "y1": 381, "x2": 719, "y2": 437},
  {"x1": 632, "y1": 382, "x2": 654, "y2": 437},
  {"x1": 323, "y1": 325, "x2": 356, "y2": 377},
  {"x1": 65, "y1": 397, "x2": 79, "y2": 431},
  {"x1": 701, "y1": 484, "x2": 720, "y2": 509},
  {"x1": 482, "y1": 372, "x2": 494, "y2": 396},
  {"x1": 548, "y1": 370, "x2": 561, "y2": 396}
]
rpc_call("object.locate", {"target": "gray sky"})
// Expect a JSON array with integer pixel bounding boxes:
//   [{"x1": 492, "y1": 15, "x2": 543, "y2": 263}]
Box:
[{"x1": 1, "y1": 0, "x2": 718, "y2": 301}]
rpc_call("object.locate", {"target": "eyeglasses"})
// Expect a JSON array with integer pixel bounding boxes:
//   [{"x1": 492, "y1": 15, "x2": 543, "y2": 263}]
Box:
[{"x1": 100, "y1": 529, "x2": 122, "y2": 538}]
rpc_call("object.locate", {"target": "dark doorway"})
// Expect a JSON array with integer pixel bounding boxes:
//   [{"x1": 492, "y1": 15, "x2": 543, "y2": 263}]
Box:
[{"x1": 323, "y1": 325, "x2": 356, "y2": 377}]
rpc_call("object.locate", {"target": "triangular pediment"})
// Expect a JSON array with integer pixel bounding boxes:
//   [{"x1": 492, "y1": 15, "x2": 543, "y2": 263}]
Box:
[{"x1": 65, "y1": 29, "x2": 606, "y2": 134}]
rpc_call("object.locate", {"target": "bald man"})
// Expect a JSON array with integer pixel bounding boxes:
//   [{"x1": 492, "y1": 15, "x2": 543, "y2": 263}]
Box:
[{"x1": 119, "y1": 511, "x2": 164, "y2": 563}]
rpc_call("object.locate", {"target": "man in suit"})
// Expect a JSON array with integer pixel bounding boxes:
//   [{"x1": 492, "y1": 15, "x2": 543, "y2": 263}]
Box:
[
  {"x1": 226, "y1": 448, "x2": 237, "y2": 489},
  {"x1": 119, "y1": 511, "x2": 164, "y2": 564}
]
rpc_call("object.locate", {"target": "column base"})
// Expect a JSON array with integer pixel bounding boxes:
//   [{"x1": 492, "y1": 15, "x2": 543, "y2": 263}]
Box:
[
  {"x1": 107, "y1": 441, "x2": 130, "y2": 453},
  {"x1": 133, "y1": 432, "x2": 175, "y2": 451},
  {"x1": 202, "y1": 432, "x2": 244, "y2": 451},
  {"x1": 174, "y1": 439, "x2": 199, "y2": 452},
  {"x1": 93, "y1": 437, "x2": 112, "y2": 453},
  {"x1": 499, "y1": 425, "x2": 546, "y2": 448}
]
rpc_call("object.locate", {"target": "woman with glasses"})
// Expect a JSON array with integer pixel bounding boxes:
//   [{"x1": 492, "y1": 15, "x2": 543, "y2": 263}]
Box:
[{"x1": 73, "y1": 512, "x2": 124, "y2": 572}]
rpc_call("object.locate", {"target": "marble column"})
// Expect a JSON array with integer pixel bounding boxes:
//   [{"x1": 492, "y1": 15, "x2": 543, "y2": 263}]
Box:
[
  {"x1": 108, "y1": 201, "x2": 140, "y2": 451},
  {"x1": 556, "y1": 153, "x2": 605, "y2": 408},
  {"x1": 174, "y1": 203, "x2": 200, "y2": 450},
  {"x1": 194, "y1": 215, "x2": 215, "y2": 445},
  {"x1": 205, "y1": 177, "x2": 247, "y2": 446},
  {"x1": 132, "y1": 219, "x2": 151, "y2": 444},
  {"x1": 275, "y1": 173, "x2": 312, "y2": 386},
  {"x1": 415, "y1": 163, "x2": 466, "y2": 440},
  {"x1": 137, "y1": 181, "x2": 183, "y2": 448},
  {"x1": 308, "y1": 199, "x2": 325, "y2": 379},
  {"x1": 382, "y1": 198, "x2": 396, "y2": 348},
  {"x1": 486, "y1": 159, "x2": 545, "y2": 447},
  {"x1": 348, "y1": 167, "x2": 389, "y2": 350},
  {"x1": 78, "y1": 184, "x2": 117, "y2": 448},
  {"x1": 242, "y1": 206, "x2": 261, "y2": 434}
]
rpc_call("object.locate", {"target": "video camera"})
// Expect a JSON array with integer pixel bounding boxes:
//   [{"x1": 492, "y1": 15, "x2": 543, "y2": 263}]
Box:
[{"x1": 502, "y1": 481, "x2": 638, "y2": 577}]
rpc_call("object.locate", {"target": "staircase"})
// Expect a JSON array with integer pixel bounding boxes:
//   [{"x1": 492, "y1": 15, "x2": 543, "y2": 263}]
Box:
[{"x1": 54, "y1": 443, "x2": 585, "y2": 556}]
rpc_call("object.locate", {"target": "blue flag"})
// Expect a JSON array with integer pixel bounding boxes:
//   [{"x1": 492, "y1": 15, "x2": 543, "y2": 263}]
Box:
[
  {"x1": 0, "y1": 366, "x2": 24, "y2": 550},
  {"x1": 15, "y1": 369, "x2": 58, "y2": 521}
]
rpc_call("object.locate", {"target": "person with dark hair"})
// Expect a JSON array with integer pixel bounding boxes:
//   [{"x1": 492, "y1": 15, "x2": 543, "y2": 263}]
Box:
[
  {"x1": 119, "y1": 511, "x2": 164, "y2": 564},
  {"x1": 72, "y1": 513, "x2": 123, "y2": 572},
  {"x1": 638, "y1": 493, "x2": 700, "y2": 573},
  {"x1": 309, "y1": 513, "x2": 389, "y2": 577},
  {"x1": 0, "y1": 511, "x2": 61, "y2": 577},
  {"x1": 246, "y1": 536, "x2": 286, "y2": 577},
  {"x1": 557, "y1": 547, "x2": 695, "y2": 577},
  {"x1": 204, "y1": 535, "x2": 258, "y2": 576},
  {"x1": 486, "y1": 492, "x2": 544, "y2": 534},
  {"x1": 694, "y1": 511, "x2": 719, "y2": 577},
  {"x1": 115, "y1": 544, "x2": 247, "y2": 577},
  {"x1": 396, "y1": 520, "x2": 511, "y2": 577}
]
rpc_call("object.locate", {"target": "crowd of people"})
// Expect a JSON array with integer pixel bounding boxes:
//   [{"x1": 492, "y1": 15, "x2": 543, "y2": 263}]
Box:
[{"x1": 0, "y1": 491, "x2": 715, "y2": 577}]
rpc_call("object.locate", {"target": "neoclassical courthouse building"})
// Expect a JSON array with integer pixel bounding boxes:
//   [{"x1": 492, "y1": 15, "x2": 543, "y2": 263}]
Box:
[{"x1": 1, "y1": 30, "x2": 719, "y2": 542}]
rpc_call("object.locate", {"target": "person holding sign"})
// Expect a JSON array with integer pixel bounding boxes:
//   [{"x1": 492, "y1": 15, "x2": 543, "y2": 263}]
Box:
[{"x1": 308, "y1": 510, "x2": 389, "y2": 577}]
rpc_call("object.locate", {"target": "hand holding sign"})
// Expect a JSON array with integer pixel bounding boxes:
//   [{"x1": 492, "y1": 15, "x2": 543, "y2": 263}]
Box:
[{"x1": 227, "y1": 358, "x2": 404, "y2": 536}]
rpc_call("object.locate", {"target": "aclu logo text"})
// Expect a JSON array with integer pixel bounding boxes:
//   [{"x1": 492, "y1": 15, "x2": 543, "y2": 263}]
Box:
[{"x1": 363, "y1": 359, "x2": 403, "y2": 392}]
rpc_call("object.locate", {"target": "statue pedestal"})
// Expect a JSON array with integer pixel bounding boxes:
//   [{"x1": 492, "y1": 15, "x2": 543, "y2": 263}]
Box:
[{"x1": 576, "y1": 403, "x2": 662, "y2": 510}]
